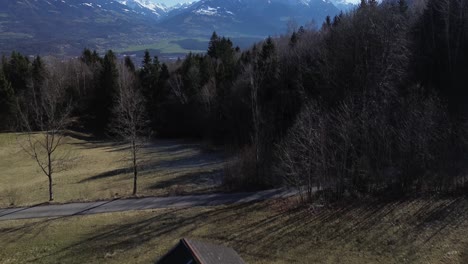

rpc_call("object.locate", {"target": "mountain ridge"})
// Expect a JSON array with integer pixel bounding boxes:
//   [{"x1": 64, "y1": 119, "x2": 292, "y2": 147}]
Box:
[{"x1": 0, "y1": 0, "x2": 344, "y2": 56}]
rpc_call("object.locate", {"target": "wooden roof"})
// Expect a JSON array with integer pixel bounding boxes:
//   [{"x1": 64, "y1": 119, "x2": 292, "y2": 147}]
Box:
[{"x1": 157, "y1": 238, "x2": 246, "y2": 264}]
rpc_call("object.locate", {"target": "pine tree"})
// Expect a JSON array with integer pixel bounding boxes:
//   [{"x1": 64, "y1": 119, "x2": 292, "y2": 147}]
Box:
[
  {"x1": 139, "y1": 51, "x2": 163, "y2": 129},
  {"x1": 94, "y1": 50, "x2": 119, "y2": 133},
  {"x1": 101, "y1": 50, "x2": 118, "y2": 94},
  {"x1": 152, "y1": 56, "x2": 161, "y2": 79},
  {"x1": 207, "y1": 31, "x2": 219, "y2": 58},
  {"x1": 140, "y1": 51, "x2": 160, "y2": 100},
  {"x1": 142, "y1": 50, "x2": 152, "y2": 68},
  {"x1": 332, "y1": 14, "x2": 341, "y2": 27},
  {"x1": 32, "y1": 56, "x2": 47, "y2": 91},
  {"x1": 323, "y1": 16, "x2": 332, "y2": 29},
  {"x1": 289, "y1": 31, "x2": 298, "y2": 47},
  {"x1": 360, "y1": 0, "x2": 367, "y2": 8},
  {"x1": 398, "y1": 0, "x2": 408, "y2": 13},
  {"x1": 81, "y1": 49, "x2": 101, "y2": 66},
  {"x1": 160, "y1": 63, "x2": 170, "y2": 83},
  {"x1": 124, "y1": 56, "x2": 136, "y2": 72},
  {"x1": 259, "y1": 37, "x2": 277, "y2": 69},
  {"x1": 297, "y1": 26, "x2": 306, "y2": 37},
  {"x1": 158, "y1": 63, "x2": 170, "y2": 94},
  {"x1": 0, "y1": 68, "x2": 15, "y2": 130},
  {"x1": 5, "y1": 51, "x2": 31, "y2": 94}
]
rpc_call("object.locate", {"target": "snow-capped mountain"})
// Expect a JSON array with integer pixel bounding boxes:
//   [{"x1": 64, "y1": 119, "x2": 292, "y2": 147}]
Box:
[
  {"x1": 116, "y1": 0, "x2": 169, "y2": 18},
  {"x1": 160, "y1": 0, "x2": 340, "y2": 36},
  {"x1": 168, "y1": 1, "x2": 198, "y2": 11},
  {"x1": 329, "y1": 0, "x2": 357, "y2": 10}
]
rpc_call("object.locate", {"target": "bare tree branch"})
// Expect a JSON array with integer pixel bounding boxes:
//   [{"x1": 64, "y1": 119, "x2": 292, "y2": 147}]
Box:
[{"x1": 17, "y1": 61, "x2": 76, "y2": 201}]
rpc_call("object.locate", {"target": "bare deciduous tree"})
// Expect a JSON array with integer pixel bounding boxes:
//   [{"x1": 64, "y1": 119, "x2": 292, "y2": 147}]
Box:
[
  {"x1": 168, "y1": 73, "x2": 187, "y2": 104},
  {"x1": 111, "y1": 64, "x2": 149, "y2": 196},
  {"x1": 246, "y1": 64, "x2": 261, "y2": 179},
  {"x1": 18, "y1": 63, "x2": 74, "y2": 202}
]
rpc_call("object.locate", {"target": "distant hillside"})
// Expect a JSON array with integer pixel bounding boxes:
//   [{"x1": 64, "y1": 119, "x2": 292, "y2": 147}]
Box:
[
  {"x1": 0, "y1": 0, "x2": 341, "y2": 56},
  {"x1": 0, "y1": 0, "x2": 165, "y2": 55}
]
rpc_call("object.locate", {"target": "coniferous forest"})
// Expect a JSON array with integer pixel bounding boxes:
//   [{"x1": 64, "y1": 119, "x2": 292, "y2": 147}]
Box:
[{"x1": 1, "y1": 0, "x2": 467, "y2": 201}]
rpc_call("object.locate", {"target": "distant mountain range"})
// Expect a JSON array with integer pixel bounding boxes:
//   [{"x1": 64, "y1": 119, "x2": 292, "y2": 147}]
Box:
[
  {"x1": 160, "y1": 0, "x2": 340, "y2": 36},
  {"x1": 329, "y1": 0, "x2": 356, "y2": 11},
  {"x1": 0, "y1": 0, "x2": 350, "y2": 57}
]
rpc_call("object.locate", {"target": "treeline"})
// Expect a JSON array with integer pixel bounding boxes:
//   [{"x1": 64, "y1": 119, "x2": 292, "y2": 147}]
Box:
[{"x1": 1, "y1": 0, "x2": 467, "y2": 199}]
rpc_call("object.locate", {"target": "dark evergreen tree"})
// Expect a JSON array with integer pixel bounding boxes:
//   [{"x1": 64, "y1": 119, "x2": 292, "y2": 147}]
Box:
[
  {"x1": 332, "y1": 14, "x2": 341, "y2": 27},
  {"x1": 289, "y1": 31, "x2": 298, "y2": 47},
  {"x1": 139, "y1": 50, "x2": 165, "y2": 130},
  {"x1": 0, "y1": 68, "x2": 15, "y2": 130},
  {"x1": 93, "y1": 50, "x2": 118, "y2": 134},
  {"x1": 207, "y1": 31, "x2": 219, "y2": 59},
  {"x1": 297, "y1": 26, "x2": 306, "y2": 37},
  {"x1": 81, "y1": 48, "x2": 101, "y2": 66},
  {"x1": 412, "y1": 0, "x2": 468, "y2": 116},
  {"x1": 142, "y1": 50, "x2": 152, "y2": 68},
  {"x1": 4, "y1": 51, "x2": 31, "y2": 95},
  {"x1": 323, "y1": 16, "x2": 332, "y2": 29},
  {"x1": 398, "y1": 0, "x2": 408, "y2": 13},
  {"x1": 159, "y1": 63, "x2": 170, "y2": 84},
  {"x1": 31, "y1": 56, "x2": 47, "y2": 95},
  {"x1": 124, "y1": 56, "x2": 136, "y2": 73},
  {"x1": 140, "y1": 51, "x2": 159, "y2": 95}
]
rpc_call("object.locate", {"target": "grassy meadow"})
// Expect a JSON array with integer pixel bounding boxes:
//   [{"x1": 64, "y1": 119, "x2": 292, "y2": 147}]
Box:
[
  {"x1": 0, "y1": 132, "x2": 225, "y2": 208},
  {"x1": 2, "y1": 132, "x2": 468, "y2": 264},
  {"x1": 1, "y1": 197, "x2": 468, "y2": 264}
]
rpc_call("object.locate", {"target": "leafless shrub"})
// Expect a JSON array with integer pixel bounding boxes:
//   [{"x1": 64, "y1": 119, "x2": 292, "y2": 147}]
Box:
[
  {"x1": 223, "y1": 146, "x2": 258, "y2": 191},
  {"x1": 199, "y1": 77, "x2": 216, "y2": 112},
  {"x1": 275, "y1": 100, "x2": 360, "y2": 200},
  {"x1": 276, "y1": 85, "x2": 459, "y2": 201},
  {"x1": 168, "y1": 73, "x2": 187, "y2": 104}
]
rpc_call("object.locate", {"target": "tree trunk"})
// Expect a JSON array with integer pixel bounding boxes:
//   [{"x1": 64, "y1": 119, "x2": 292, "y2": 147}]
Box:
[
  {"x1": 133, "y1": 167, "x2": 138, "y2": 195},
  {"x1": 48, "y1": 152, "x2": 53, "y2": 201},
  {"x1": 48, "y1": 175, "x2": 53, "y2": 201},
  {"x1": 132, "y1": 141, "x2": 138, "y2": 195}
]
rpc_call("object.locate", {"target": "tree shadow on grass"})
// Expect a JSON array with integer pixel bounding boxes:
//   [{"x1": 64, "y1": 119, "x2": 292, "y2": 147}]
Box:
[
  {"x1": 70, "y1": 137, "x2": 205, "y2": 155},
  {"x1": 142, "y1": 141, "x2": 201, "y2": 155},
  {"x1": 27, "y1": 202, "x2": 264, "y2": 263},
  {"x1": 66, "y1": 131, "x2": 126, "y2": 149},
  {"x1": 146, "y1": 154, "x2": 223, "y2": 170},
  {"x1": 149, "y1": 170, "x2": 223, "y2": 190},
  {"x1": 78, "y1": 168, "x2": 130, "y2": 183},
  {"x1": 79, "y1": 150, "x2": 224, "y2": 184},
  {"x1": 200, "y1": 196, "x2": 468, "y2": 263},
  {"x1": 462, "y1": 248, "x2": 468, "y2": 263},
  {"x1": 4, "y1": 196, "x2": 468, "y2": 263},
  {"x1": 0, "y1": 199, "x2": 119, "y2": 243}
]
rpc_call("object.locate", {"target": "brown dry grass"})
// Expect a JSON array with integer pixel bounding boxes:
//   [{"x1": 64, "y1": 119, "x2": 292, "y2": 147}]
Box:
[
  {"x1": 1, "y1": 196, "x2": 468, "y2": 263},
  {"x1": 0, "y1": 132, "x2": 225, "y2": 207}
]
